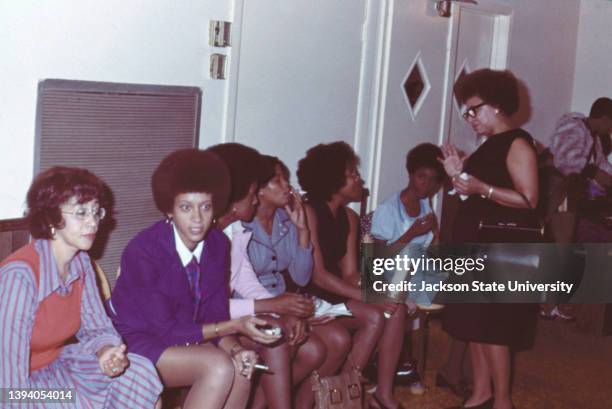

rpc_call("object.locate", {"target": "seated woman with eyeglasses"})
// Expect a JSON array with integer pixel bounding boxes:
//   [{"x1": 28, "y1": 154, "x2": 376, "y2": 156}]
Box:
[
  {"x1": 110, "y1": 149, "x2": 279, "y2": 409},
  {"x1": 297, "y1": 142, "x2": 406, "y2": 409},
  {"x1": 0, "y1": 166, "x2": 162, "y2": 408}
]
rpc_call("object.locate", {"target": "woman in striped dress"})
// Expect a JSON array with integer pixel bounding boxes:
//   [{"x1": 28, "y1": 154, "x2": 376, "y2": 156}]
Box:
[{"x1": 0, "y1": 166, "x2": 162, "y2": 408}]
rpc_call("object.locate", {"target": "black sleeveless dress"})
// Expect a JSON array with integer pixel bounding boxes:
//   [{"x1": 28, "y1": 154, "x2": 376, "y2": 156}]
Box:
[
  {"x1": 442, "y1": 129, "x2": 538, "y2": 347},
  {"x1": 307, "y1": 199, "x2": 350, "y2": 304}
]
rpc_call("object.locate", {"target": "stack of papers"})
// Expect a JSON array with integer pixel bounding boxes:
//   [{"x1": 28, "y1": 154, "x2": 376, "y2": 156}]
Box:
[{"x1": 313, "y1": 298, "x2": 353, "y2": 317}]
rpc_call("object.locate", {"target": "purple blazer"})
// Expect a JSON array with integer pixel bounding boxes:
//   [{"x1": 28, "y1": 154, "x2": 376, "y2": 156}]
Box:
[{"x1": 110, "y1": 220, "x2": 230, "y2": 364}]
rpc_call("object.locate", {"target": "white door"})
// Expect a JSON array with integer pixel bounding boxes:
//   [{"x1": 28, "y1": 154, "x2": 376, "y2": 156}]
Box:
[
  {"x1": 372, "y1": 0, "x2": 451, "y2": 205},
  {"x1": 227, "y1": 0, "x2": 371, "y2": 180},
  {"x1": 373, "y1": 0, "x2": 512, "y2": 205}
]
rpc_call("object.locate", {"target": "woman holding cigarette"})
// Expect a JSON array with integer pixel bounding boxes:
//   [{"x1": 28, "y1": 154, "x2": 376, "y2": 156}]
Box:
[{"x1": 242, "y1": 154, "x2": 351, "y2": 409}]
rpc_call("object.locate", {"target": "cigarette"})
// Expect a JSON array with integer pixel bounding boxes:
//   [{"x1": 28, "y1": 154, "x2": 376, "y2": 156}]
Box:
[{"x1": 254, "y1": 363, "x2": 271, "y2": 372}]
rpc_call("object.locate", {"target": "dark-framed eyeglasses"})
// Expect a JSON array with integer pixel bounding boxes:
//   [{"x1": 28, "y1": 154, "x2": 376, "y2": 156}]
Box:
[
  {"x1": 462, "y1": 102, "x2": 487, "y2": 120},
  {"x1": 62, "y1": 207, "x2": 107, "y2": 221}
]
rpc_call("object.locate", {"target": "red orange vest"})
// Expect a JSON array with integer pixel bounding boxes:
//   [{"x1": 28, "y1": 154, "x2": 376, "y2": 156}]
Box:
[{"x1": 1, "y1": 242, "x2": 83, "y2": 373}]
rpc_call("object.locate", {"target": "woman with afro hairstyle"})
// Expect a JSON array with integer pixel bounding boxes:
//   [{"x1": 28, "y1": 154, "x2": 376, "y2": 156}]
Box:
[
  {"x1": 440, "y1": 69, "x2": 539, "y2": 409},
  {"x1": 298, "y1": 141, "x2": 406, "y2": 409},
  {"x1": 210, "y1": 143, "x2": 328, "y2": 409},
  {"x1": 239, "y1": 154, "x2": 351, "y2": 409},
  {"x1": 110, "y1": 149, "x2": 279, "y2": 409},
  {"x1": 0, "y1": 166, "x2": 162, "y2": 408}
]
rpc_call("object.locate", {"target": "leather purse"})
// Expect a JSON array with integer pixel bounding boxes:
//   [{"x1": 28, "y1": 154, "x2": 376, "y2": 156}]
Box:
[
  {"x1": 478, "y1": 192, "x2": 545, "y2": 243},
  {"x1": 311, "y1": 365, "x2": 363, "y2": 409}
]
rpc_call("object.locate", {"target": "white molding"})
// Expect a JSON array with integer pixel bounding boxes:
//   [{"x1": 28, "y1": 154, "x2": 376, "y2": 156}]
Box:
[
  {"x1": 223, "y1": 0, "x2": 247, "y2": 143},
  {"x1": 369, "y1": 0, "x2": 395, "y2": 208}
]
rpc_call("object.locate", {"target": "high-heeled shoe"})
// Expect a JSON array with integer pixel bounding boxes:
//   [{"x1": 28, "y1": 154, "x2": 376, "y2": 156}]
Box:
[
  {"x1": 445, "y1": 396, "x2": 493, "y2": 409},
  {"x1": 436, "y1": 373, "x2": 471, "y2": 398}
]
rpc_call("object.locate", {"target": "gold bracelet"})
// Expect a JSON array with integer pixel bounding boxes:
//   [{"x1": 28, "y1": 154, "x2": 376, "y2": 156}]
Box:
[
  {"x1": 487, "y1": 186, "x2": 494, "y2": 200},
  {"x1": 214, "y1": 322, "x2": 220, "y2": 338}
]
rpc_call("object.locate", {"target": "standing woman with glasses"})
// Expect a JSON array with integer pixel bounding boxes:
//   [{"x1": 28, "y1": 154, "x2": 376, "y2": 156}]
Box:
[
  {"x1": 110, "y1": 149, "x2": 279, "y2": 409},
  {"x1": 440, "y1": 69, "x2": 539, "y2": 409},
  {"x1": 0, "y1": 166, "x2": 162, "y2": 408}
]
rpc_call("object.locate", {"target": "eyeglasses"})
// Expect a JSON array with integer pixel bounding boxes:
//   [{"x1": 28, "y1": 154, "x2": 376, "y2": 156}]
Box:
[
  {"x1": 462, "y1": 102, "x2": 487, "y2": 120},
  {"x1": 62, "y1": 207, "x2": 106, "y2": 221}
]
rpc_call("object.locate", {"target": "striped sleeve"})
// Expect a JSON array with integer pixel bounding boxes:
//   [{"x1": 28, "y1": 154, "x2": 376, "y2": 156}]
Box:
[
  {"x1": 0, "y1": 263, "x2": 37, "y2": 387},
  {"x1": 76, "y1": 254, "x2": 121, "y2": 355}
]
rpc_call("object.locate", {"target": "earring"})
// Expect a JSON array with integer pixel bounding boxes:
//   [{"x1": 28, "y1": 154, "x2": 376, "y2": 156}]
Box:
[
  {"x1": 495, "y1": 109, "x2": 500, "y2": 114},
  {"x1": 166, "y1": 216, "x2": 172, "y2": 224},
  {"x1": 50, "y1": 226, "x2": 56, "y2": 237},
  {"x1": 232, "y1": 207, "x2": 238, "y2": 214}
]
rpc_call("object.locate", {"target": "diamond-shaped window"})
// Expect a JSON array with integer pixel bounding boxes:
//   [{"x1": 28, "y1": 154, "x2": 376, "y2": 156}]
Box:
[{"x1": 402, "y1": 54, "x2": 431, "y2": 119}]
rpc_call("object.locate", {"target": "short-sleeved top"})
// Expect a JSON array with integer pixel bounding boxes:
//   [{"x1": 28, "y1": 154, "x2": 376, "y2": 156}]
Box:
[
  {"x1": 242, "y1": 208, "x2": 313, "y2": 296},
  {"x1": 371, "y1": 190, "x2": 434, "y2": 247}
]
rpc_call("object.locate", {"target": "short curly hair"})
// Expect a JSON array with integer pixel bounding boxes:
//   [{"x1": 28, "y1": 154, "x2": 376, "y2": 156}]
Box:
[
  {"x1": 208, "y1": 143, "x2": 272, "y2": 204},
  {"x1": 152, "y1": 148, "x2": 230, "y2": 217},
  {"x1": 297, "y1": 141, "x2": 360, "y2": 202},
  {"x1": 26, "y1": 166, "x2": 109, "y2": 239},
  {"x1": 454, "y1": 69, "x2": 519, "y2": 116},
  {"x1": 405, "y1": 143, "x2": 446, "y2": 181}
]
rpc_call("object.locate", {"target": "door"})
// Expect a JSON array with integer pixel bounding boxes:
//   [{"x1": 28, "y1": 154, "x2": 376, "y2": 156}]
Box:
[
  {"x1": 372, "y1": 0, "x2": 451, "y2": 206},
  {"x1": 373, "y1": 0, "x2": 512, "y2": 205},
  {"x1": 227, "y1": 0, "x2": 371, "y2": 181}
]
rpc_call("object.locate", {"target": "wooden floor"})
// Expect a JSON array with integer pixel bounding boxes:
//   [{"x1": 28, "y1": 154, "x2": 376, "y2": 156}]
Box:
[{"x1": 394, "y1": 317, "x2": 612, "y2": 409}]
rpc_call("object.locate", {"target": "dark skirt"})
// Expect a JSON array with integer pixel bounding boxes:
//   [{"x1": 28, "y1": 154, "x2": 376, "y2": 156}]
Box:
[{"x1": 442, "y1": 303, "x2": 538, "y2": 349}]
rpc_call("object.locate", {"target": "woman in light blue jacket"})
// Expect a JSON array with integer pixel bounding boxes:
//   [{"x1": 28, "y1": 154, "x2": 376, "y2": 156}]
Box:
[{"x1": 243, "y1": 155, "x2": 351, "y2": 409}]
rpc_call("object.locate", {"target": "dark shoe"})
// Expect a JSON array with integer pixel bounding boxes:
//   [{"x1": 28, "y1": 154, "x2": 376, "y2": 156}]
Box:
[{"x1": 436, "y1": 373, "x2": 470, "y2": 398}]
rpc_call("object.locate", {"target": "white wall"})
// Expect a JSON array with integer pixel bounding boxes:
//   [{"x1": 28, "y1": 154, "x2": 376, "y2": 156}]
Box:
[
  {"x1": 0, "y1": 0, "x2": 233, "y2": 219},
  {"x1": 571, "y1": 0, "x2": 612, "y2": 114},
  {"x1": 0, "y1": 0, "x2": 592, "y2": 219},
  {"x1": 504, "y1": 0, "x2": 581, "y2": 145}
]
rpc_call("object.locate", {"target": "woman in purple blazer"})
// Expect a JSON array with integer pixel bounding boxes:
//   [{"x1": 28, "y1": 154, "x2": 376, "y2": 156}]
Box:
[{"x1": 110, "y1": 149, "x2": 279, "y2": 409}]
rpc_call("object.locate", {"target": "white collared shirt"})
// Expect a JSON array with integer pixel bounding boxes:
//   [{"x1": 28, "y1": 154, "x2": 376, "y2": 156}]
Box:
[{"x1": 173, "y1": 224, "x2": 204, "y2": 267}]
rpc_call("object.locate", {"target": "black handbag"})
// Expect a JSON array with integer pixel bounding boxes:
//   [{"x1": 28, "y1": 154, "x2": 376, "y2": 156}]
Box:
[{"x1": 478, "y1": 192, "x2": 545, "y2": 243}]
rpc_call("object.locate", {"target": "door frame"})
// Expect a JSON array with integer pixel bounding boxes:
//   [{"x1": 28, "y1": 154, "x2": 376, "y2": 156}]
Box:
[{"x1": 439, "y1": 1, "x2": 513, "y2": 147}]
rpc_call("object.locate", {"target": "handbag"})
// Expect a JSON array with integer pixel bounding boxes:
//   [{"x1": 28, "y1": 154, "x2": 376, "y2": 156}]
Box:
[
  {"x1": 478, "y1": 192, "x2": 545, "y2": 243},
  {"x1": 311, "y1": 365, "x2": 363, "y2": 409}
]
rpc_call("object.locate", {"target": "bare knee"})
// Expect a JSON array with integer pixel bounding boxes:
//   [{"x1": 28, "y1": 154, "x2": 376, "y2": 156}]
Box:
[
  {"x1": 300, "y1": 335, "x2": 327, "y2": 369},
  {"x1": 324, "y1": 325, "x2": 351, "y2": 358},
  {"x1": 207, "y1": 351, "x2": 236, "y2": 384}
]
